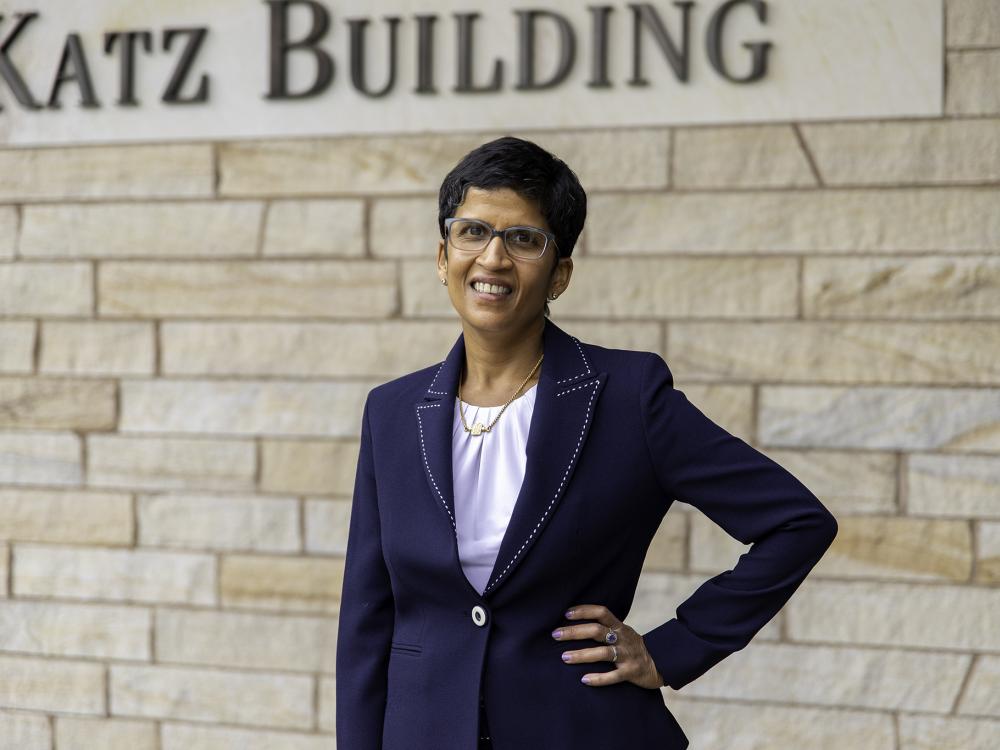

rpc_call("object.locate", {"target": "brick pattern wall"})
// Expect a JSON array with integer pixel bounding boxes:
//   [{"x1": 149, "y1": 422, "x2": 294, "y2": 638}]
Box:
[{"x1": 0, "y1": 1, "x2": 997, "y2": 747}]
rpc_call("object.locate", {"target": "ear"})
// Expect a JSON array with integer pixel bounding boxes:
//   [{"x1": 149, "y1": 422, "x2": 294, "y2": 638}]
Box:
[
  {"x1": 437, "y1": 239, "x2": 447, "y2": 275},
  {"x1": 551, "y1": 257, "x2": 573, "y2": 295}
]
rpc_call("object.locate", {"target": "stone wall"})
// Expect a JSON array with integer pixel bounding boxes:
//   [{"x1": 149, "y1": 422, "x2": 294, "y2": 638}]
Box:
[{"x1": 0, "y1": 1, "x2": 997, "y2": 747}]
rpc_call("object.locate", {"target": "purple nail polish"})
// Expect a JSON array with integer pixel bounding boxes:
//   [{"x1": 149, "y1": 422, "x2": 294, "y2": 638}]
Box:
[
  {"x1": 565, "y1": 609, "x2": 574, "y2": 618},
  {"x1": 551, "y1": 629, "x2": 562, "y2": 639},
  {"x1": 581, "y1": 676, "x2": 590, "y2": 684},
  {"x1": 561, "y1": 652, "x2": 571, "y2": 662}
]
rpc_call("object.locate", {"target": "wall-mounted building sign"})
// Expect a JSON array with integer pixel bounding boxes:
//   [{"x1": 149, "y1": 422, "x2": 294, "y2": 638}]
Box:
[{"x1": 0, "y1": 0, "x2": 942, "y2": 147}]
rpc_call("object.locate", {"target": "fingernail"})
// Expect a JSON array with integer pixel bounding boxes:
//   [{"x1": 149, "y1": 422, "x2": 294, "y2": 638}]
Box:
[
  {"x1": 551, "y1": 629, "x2": 562, "y2": 639},
  {"x1": 561, "y1": 652, "x2": 571, "y2": 662},
  {"x1": 565, "y1": 609, "x2": 575, "y2": 618},
  {"x1": 581, "y1": 676, "x2": 590, "y2": 684}
]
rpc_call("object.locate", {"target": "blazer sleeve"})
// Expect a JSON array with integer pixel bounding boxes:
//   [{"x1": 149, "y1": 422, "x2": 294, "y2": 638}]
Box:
[
  {"x1": 336, "y1": 391, "x2": 394, "y2": 749},
  {"x1": 637, "y1": 352, "x2": 838, "y2": 691}
]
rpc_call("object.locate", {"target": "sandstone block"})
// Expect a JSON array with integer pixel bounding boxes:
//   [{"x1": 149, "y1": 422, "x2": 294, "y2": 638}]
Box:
[
  {"x1": 759, "y1": 385, "x2": 1000, "y2": 452},
  {"x1": 219, "y1": 134, "x2": 486, "y2": 196},
  {"x1": 0, "y1": 377, "x2": 115, "y2": 430},
  {"x1": 120, "y1": 378, "x2": 371, "y2": 438},
  {"x1": 162, "y1": 723, "x2": 334, "y2": 750},
  {"x1": 220, "y1": 554, "x2": 343, "y2": 614},
  {"x1": 263, "y1": 199, "x2": 365, "y2": 257},
  {"x1": 161, "y1": 320, "x2": 458, "y2": 377},
  {"x1": 0, "y1": 488, "x2": 132, "y2": 544},
  {"x1": 0, "y1": 262, "x2": 91, "y2": 316},
  {"x1": 958, "y1": 655, "x2": 1000, "y2": 717},
  {"x1": 908, "y1": 454, "x2": 1000, "y2": 519},
  {"x1": 946, "y1": 50, "x2": 1000, "y2": 115},
  {"x1": 0, "y1": 710, "x2": 50, "y2": 750},
  {"x1": 788, "y1": 579, "x2": 1000, "y2": 650},
  {"x1": 946, "y1": 0, "x2": 1000, "y2": 46},
  {"x1": 0, "y1": 654, "x2": 104, "y2": 714},
  {"x1": 99, "y1": 260, "x2": 396, "y2": 318},
  {"x1": 13, "y1": 544, "x2": 216, "y2": 606},
  {"x1": 0, "y1": 431, "x2": 81, "y2": 486},
  {"x1": 304, "y1": 499, "x2": 351, "y2": 555},
  {"x1": 55, "y1": 717, "x2": 157, "y2": 750},
  {"x1": 20, "y1": 202, "x2": 262, "y2": 259},
  {"x1": 111, "y1": 664, "x2": 313, "y2": 729},
  {"x1": 0, "y1": 322, "x2": 34, "y2": 374},
  {"x1": 138, "y1": 492, "x2": 300, "y2": 552},
  {"x1": 674, "y1": 125, "x2": 815, "y2": 188},
  {"x1": 87, "y1": 434, "x2": 256, "y2": 491},
  {"x1": 0, "y1": 144, "x2": 212, "y2": 202},
  {"x1": 261, "y1": 440, "x2": 359, "y2": 496},
  {"x1": 675, "y1": 640, "x2": 967, "y2": 712},
  {"x1": 40, "y1": 321, "x2": 154, "y2": 376},
  {"x1": 804, "y1": 256, "x2": 1000, "y2": 320},
  {"x1": 899, "y1": 714, "x2": 1000, "y2": 750},
  {"x1": 587, "y1": 190, "x2": 1000, "y2": 254},
  {"x1": 371, "y1": 197, "x2": 443, "y2": 258},
  {"x1": 668, "y1": 696, "x2": 894, "y2": 749},
  {"x1": 800, "y1": 119, "x2": 1000, "y2": 185},
  {"x1": 0, "y1": 600, "x2": 150, "y2": 660},
  {"x1": 156, "y1": 608, "x2": 336, "y2": 673}
]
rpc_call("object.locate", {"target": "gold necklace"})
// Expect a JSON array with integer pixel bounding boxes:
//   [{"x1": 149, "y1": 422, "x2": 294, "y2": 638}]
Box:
[{"x1": 458, "y1": 352, "x2": 543, "y2": 436}]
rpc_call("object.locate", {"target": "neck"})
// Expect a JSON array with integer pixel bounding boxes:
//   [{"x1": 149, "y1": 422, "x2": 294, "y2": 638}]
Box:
[{"x1": 460, "y1": 317, "x2": 545, "y2": 393}]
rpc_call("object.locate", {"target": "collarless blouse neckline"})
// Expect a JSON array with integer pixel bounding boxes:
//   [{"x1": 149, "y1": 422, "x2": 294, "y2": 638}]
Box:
[{"x1": 457, "y1": 381, "x2": 538, "y2": 409}]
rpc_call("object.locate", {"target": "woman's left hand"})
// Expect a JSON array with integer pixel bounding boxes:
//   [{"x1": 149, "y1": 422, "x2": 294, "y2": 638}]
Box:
[{"x1": 552, "y1": 603, "x2": 665, "y2": 689}]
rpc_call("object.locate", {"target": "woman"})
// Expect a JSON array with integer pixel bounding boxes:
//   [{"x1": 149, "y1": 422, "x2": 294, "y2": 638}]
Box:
[{"x1": 336, "y1": 136, "x2": 839, "y2": 750}]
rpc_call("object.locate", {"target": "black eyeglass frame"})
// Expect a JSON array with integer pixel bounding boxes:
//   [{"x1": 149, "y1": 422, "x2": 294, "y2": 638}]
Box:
[{"x1": 443, "y1": 217, "x2": 558, "y2": 261}]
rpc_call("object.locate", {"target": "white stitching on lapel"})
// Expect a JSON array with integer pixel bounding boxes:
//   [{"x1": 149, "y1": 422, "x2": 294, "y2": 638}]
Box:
[
  {"x1": 426, "y1": 361, "x2": 447, "y2": 395},
  {"x1": 553, "y1": 337, "x2": 592, "y2": 384},
  {"x1": 415, "y1": 402, "x2": 456, "y2": 529},
  {"x1": 483, "y1": 377, "x2": 600, "y2": 594}
]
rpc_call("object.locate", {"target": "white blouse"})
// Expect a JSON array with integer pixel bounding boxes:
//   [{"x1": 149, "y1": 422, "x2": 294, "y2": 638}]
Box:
[{"x1": 452, "y1": 382, "x2": 538, "y2": 594}]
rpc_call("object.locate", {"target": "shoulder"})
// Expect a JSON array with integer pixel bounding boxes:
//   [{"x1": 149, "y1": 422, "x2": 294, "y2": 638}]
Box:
[
  {"x1": 364, "y1": 360, "x2": 447, "y2": 414},
  {"x1": 574, "y1": 337, "x2": 665, "y2": 381}
]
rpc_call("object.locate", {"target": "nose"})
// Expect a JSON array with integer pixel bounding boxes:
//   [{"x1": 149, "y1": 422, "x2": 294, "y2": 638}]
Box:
[{"x1": 478, "y1": 233, "x2": 512, "y2": 266}]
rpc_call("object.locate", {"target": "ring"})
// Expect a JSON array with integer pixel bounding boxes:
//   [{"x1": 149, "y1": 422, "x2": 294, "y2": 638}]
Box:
[
  {"x1": 605, "y1": 627, "x2": 619, "y2": 645},
  {"x1": 610, "y1": 644, "x2": 618, "y2": 663}
]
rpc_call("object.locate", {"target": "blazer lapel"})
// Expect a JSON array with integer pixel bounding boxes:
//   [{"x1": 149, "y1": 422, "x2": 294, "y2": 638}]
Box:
[{"x1": 414, "y1": 318, "x2": 608, "y2": 600}]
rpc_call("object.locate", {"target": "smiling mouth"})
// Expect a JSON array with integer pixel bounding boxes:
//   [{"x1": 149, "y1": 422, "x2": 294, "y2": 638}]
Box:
[{"x1": 470, "y1": 281, "x2": 513, "y2": 298}]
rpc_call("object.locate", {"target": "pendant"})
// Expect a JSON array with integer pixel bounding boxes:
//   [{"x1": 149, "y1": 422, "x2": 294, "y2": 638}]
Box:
[{"x1": 471, "y1": 422, "x2": 485, "y2": 436}]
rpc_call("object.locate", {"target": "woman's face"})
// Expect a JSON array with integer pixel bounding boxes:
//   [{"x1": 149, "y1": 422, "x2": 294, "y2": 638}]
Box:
[{"x1": 437, "y1": 186, "x2": 573, "y2": 333}]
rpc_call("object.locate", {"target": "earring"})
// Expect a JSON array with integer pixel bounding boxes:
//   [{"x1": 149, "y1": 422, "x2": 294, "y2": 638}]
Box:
[
  {"x1": 548, "y1": 293, "x2": 559, "y2": 300},
  {"x1": 441, "y1": 278, "x2": 447, "y2": 285}
]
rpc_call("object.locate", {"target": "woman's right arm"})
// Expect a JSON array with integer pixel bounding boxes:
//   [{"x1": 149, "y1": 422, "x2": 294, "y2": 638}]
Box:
[{"x1": 336, "y1": 391, "x2": 395, "y2": 749}]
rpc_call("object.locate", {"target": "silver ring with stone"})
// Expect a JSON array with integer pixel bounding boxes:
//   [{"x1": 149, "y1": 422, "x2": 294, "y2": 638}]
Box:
[{"x1": 605, "y1": 627, "x2": 619, "y2": 645}]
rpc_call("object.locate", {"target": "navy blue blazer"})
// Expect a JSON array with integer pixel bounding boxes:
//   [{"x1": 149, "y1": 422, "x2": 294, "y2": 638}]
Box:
[{"x1": 336, "y1": 317, "x2": 838, "y2": 750}]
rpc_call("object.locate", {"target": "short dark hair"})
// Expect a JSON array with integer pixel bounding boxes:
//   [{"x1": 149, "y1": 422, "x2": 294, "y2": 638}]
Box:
[{"x1": 438, "y1": 136, "x2": 587, "y2": 317}]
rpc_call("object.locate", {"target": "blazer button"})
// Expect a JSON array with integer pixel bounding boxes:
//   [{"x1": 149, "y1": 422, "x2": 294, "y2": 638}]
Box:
[{"x1": 471, "y1": 605, "x2": 488, "y2": 627}]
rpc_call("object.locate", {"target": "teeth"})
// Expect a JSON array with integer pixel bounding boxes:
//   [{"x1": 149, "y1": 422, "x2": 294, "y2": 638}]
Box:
[{"x1": 473, "y1": 282, "x2": 511, "y2": 295}]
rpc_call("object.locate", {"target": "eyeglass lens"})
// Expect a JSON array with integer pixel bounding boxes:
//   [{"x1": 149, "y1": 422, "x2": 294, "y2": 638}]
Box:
[{"x1": 448, "y1": 219, "x2": 547, "y2": 259}]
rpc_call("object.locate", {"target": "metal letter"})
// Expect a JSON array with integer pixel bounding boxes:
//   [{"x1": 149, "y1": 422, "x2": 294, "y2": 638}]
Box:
[
  {"x1": 587, "y1": 5, "x2": 613, "y2": 89},
  {"x1": 347, "y1": 16, "x2": 400, "y2": 98},
  {"x1": 103, "y1": 30, "x2": 153, "y2": 106},
  {"x1": 0, "y1": 12, "x2": 42, "y2": 110},
  {"x1": 515, "y1": 9, "x2": 576, "y2": 90},
  {"x1": 265, "y1": 0, "x2": 334, "y2": 99},
  {"x1": 706, "y1": 0, "x2": 771, "y2": 83},
  {"x1": 162, "y1": 28, "x2": 209, "y2": 103},
  {"x1": 414, "y1": 14, "x2": 437, "y2": 94},
  {"x1": 454, "y1": 12, "x2": 503, "y2": 93},
  {"x1": 47, "y1": 33, "x2": 100, "y2": 109},
  {"x1": 627, "y1": 1, "x2": 694, "y2": 86}
]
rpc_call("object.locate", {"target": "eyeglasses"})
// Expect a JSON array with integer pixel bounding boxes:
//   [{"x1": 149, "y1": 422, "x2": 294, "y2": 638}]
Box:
[{"x1": 444, "y1": 217, "x2": 556, "y2": 261}]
